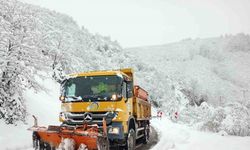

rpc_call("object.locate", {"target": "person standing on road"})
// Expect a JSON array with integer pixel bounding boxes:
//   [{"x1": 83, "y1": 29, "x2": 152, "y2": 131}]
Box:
[{"x1": 157, "y1": 110, "x2": 163, "y2": 119}]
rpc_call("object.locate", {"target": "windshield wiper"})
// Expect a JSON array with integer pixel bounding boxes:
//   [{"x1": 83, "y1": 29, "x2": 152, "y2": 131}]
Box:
[{"x1": 65, "y1": 96, "x2": 83, "y2": 102}]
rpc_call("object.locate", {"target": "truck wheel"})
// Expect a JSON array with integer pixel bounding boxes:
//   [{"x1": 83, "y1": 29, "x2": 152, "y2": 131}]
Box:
[
  {"x1": 44, "y1": 142, "x2": 52, "y2": 150},
  {"x1": 143, "y1": 125, "x2": 150, "y2": 144},
  {"x1": 126, "y1": 128, "x2": 136, "y2": 150},
  {"x1": 32, "y1": 132, "x2": 40, "y2": 150},
  {"x1": 39, "y1": 141, "x2": 44, "y2": 150},
  {"x1": 97, "y1": 137, "x2": 109, "y2": 150}
]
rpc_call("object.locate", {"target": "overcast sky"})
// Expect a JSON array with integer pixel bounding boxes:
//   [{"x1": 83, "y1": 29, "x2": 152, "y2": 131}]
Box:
[{"x1": 22, "y1": 0, "x2": 250, "y2": 48}]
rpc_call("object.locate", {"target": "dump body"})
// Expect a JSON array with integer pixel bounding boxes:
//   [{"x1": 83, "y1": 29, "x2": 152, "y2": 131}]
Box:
[
  {"x1": 133, "y1": 85, "x2": 151, "y2": 120},
  {"x1": 134, "y1": 85, "x2": 148, "y2": 101}
]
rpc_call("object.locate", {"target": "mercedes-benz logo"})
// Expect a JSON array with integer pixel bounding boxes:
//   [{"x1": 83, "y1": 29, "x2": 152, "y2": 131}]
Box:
[{"x1": 83, "y1": 113, "x2": 93, "y2": 122}]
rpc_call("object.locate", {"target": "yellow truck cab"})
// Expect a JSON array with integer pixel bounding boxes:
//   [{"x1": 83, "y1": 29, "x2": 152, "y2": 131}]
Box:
[{"x1": 59, "y1": 68, "x2": 151, "y2": 149}]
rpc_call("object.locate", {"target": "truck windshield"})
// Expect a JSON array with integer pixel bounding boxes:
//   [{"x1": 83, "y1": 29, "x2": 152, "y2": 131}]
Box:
[{"x1": 62, "y1": 75, "x2": 123, "y2": 102}]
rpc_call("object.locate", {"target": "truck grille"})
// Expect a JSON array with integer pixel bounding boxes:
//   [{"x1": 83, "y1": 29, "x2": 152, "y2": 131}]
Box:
[{"x1": 63, "y1": 111, "x2": 116, "y2": 126}]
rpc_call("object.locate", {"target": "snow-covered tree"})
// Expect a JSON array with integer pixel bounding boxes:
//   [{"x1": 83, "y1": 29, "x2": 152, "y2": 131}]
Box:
[{"x1": 0, "y1": 0, "x2": 44, "y2": 124}]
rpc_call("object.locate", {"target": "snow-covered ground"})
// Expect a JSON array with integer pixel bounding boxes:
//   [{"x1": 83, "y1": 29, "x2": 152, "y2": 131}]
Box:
[
  {"x1": 151, "y1": 117, "x2": 250, "y2": 150},
  {"x1": 1, "y1": 49, "x2": 250, "y2": 150},
  {"x1": 0, "y1": 79, "x2": 249, "y2": 150},
  {"x1": 2, "y1": 107, "x2": 250, "y2": 150},
  {"x1": 0, "y1": 70, "x2": 247, "y2": 147},
  {"x1": 0, "y1": 78, "x2": 60, "y2": 150}
]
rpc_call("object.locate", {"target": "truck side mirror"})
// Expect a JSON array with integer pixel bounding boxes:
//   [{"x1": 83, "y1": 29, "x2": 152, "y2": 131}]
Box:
[
  {"x1": 124, "y1": 80, "x2": 133, "y2": 103},
  {"x1": 122, "y1": 81, "x2": 128, "y2": 102},
  {"x1": 126, "y1": 81, "x2": 133, "y2": 98}
]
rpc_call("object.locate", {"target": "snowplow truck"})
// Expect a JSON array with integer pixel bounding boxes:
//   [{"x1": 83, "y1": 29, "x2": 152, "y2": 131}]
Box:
[{"x1": 29, "y1": 68, "x2": 151, "y2": 150}]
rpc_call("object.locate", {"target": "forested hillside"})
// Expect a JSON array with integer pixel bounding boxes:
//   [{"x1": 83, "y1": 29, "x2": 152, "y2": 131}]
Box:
[
  {"x1": 127, "y1": 34, "x2": 250, "y2": 136},
  {"x1": 0, "y1": 0, "x2": 174, "y2": 125}
]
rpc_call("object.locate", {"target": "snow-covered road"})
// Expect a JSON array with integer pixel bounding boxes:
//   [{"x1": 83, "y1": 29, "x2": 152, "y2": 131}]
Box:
[
  {"x1": 151, "y1": 117, "x2": 250, "y2": 150},
  {"x1": 1, "y1": 117, "x2": 250, "y2": 150}
]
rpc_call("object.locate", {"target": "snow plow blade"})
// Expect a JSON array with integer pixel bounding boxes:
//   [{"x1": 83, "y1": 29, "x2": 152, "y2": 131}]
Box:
[{"x1": 28, "y1": 117, "x2": 109, "y2": 150}]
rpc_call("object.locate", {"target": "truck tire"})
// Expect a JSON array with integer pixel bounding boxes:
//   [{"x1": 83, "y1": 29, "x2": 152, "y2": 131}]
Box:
[
  {"x1": 44, "y1": 142, "x2": 52, "y2": 150},
  {"x1": 143, "y1": 124, "x2": 150, "y2": 144},
  {"x1": 32, "y1": 132, "x2": 40, "y2": 150},
  {"x1": 126, "y1": 128, "x2": 136, "y2": 150},
  {"x1": 97, "y1": 137, "x2": 109, "y2": 150}
]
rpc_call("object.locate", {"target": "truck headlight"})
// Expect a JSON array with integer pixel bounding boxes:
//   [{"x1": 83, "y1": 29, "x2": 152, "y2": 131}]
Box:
[
  {"x1": 111, "y1": 94, "x2": 117, "y2": 100},
  {"x1": 108, "y1": 127, "x2": 120, "y2": 134}
]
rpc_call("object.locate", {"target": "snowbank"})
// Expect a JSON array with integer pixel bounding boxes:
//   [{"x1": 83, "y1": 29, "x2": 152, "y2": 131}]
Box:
[
  {"x1": 0, "y1": 78, "x2": 60, "y2": 150},
  {"x1": 151, "y1": 117, "x2": 250, "y2": 150}
]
